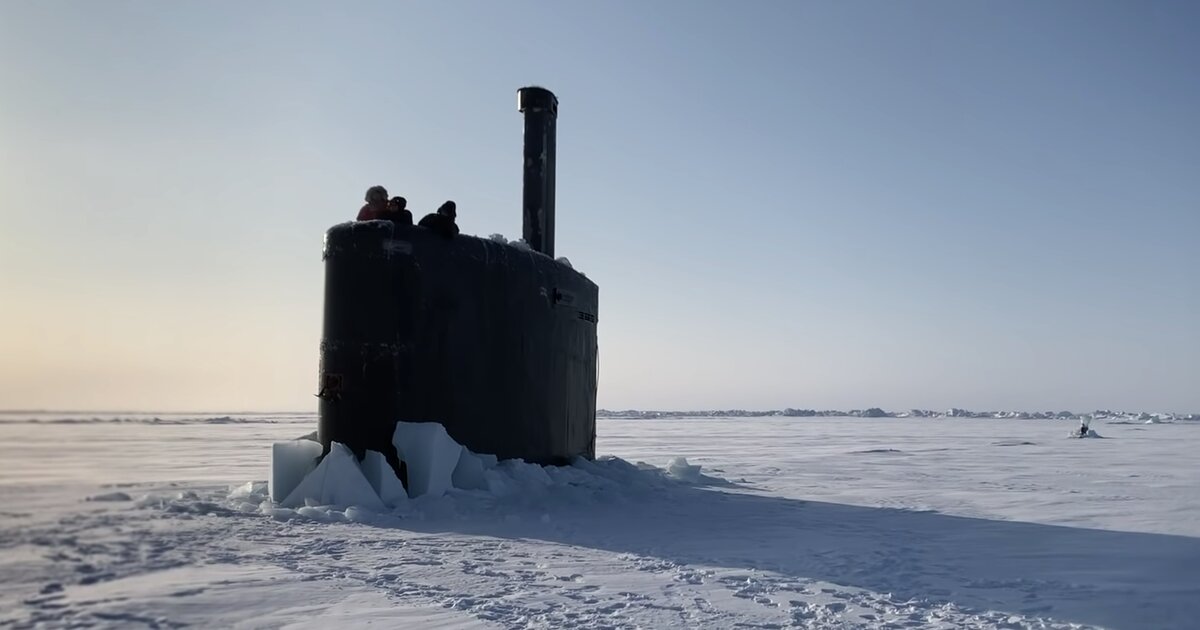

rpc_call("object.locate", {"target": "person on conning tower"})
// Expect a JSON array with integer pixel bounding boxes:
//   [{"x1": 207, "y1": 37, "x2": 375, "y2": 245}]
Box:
[
  {"x1": 386, "y1": 196, "x2": 413, "y2": 227},
  {"x1": 357, "y1": 185, "x2": 389, "y2": 221},
  {"x1": 418, "y1": 200, "x2": 460, "y2": 238}
]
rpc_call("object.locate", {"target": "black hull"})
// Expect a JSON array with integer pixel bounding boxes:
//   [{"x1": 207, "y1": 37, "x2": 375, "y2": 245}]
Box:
[{"x1": 317, "y1": 220, "x2": 599, "y2": 465}]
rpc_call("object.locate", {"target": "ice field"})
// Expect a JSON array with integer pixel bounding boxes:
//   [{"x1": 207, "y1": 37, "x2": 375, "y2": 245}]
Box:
[{"x1": 1, "y1": 413, "x2": 1198, "y2": 629}]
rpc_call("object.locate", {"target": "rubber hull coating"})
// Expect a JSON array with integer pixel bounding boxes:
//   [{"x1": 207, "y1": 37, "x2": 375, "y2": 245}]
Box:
[{"x1": 318, "y1": 221, "x2": 598, "y2": 465}]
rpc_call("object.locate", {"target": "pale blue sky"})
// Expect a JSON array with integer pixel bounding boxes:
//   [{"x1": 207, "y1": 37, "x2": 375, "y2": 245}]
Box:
[{"x1": 1, "y1": 1, "x2": 1196, "y2": 412}]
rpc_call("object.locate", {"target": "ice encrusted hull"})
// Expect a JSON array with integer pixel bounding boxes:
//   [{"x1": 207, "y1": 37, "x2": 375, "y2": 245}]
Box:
[{"x1": 318, "y1": 220, "x2": 598, "y2": 465}]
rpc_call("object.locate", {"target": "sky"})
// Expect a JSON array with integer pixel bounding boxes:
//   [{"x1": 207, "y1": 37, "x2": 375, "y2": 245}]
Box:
[{"x1": 1, "y1": 1, "x2": 1197, "y2": 413}]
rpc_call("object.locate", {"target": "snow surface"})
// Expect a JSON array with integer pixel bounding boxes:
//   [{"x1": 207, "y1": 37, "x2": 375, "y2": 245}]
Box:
[{"x1": 1, "y1": 413, "x2": 1198, "y2": 629}]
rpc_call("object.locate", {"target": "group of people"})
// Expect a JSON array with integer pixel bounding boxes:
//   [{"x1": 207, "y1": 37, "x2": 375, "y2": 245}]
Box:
[{"x1": 357, "y1": 185, "x2": 459, "y2": 238}]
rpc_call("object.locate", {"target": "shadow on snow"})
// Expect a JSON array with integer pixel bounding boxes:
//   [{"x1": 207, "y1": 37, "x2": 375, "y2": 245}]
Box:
[{"x1": 368, "y1": 461, "x2": 1199, "y2": 630}]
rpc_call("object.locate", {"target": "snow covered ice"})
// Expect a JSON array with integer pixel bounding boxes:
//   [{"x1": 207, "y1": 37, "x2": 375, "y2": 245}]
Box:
[{"x1": 2, "y1": 412, "x2": 1199, "y2": 629}]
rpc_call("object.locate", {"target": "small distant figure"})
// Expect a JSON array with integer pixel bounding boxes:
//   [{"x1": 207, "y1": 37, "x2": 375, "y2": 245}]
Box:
[
  {"x1": 357, "y1": 185, "x2": 389, "y2": 221},
  {"x1": 1078, "y1": 420, "x2": 1090, "y2": 437},
  {"x1": 418, "y1": 200, "x2": 460, "y2": 239},
  {"x1": 386, "y1": 196, "x2": 413, "y2": 227}
]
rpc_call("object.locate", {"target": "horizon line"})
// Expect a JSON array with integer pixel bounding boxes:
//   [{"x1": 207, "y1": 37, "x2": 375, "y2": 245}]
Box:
[{"x1": 1, "y1": 406, "x2": 1195, "y2": 416}]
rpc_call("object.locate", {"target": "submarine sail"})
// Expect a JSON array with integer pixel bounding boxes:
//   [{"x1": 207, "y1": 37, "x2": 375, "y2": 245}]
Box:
[{"x1": 316, "y1": 87, "x2": 599, "y2": 466}]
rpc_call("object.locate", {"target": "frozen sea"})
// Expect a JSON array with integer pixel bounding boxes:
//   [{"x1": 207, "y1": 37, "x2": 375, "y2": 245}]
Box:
[{"x1": 1, "y1": 413, "x2": 1198, "y2": 629}]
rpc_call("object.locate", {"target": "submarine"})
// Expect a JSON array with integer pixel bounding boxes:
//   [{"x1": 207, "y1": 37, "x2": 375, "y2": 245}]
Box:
[{"x1": 316, "y1": 87, "x2": 599, "y2": 471}]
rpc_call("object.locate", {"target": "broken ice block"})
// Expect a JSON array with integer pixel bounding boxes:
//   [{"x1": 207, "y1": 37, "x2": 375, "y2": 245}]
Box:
[
  {"x1": 281, "y1": 442, "x2": 385, "y2": 510},
  {"x1": 270, "y1": 439, "x2": 323, "y2": 503},
  {"x1": 393, "y1": 422, "x2": 463, "y2": 498},
  {"x1": 361, "y1": 450, "x2": 410, "y2": 507},
  {"x1": 452, "y1": 449, "x2": 488, "y2": 491}
]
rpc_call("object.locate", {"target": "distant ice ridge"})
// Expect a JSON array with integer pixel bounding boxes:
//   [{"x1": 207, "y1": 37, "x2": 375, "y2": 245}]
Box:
[
  {"x1": 268, "y1": 421, "x2": 707, "y2": 516},
  {"x1": 0, "y1": 415, "x2": 308, "y2": 425},
  {"x1": 599, "y1": 408, "x2": 1200, "y2": 422}
]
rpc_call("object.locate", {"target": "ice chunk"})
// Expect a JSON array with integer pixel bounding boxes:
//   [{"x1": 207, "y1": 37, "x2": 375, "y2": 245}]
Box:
[
  {"x1": 482, "y1": 468, "x2": 515, "y2": 497},
  {"x1": 477, "y1": 452, "x2": 499, "y2": 470},
  {"x1": 500, "y1": 459, "x2": 553, "y2": 487},
  {"x1": 392, "y1": 422, "x2": 463, "y2": 498},
  {"x1": 360, "y1": 450, "x2": 410, "y2": 507},
  {"x1": 270, "y1": 439, "x2": 323, "y2": 503},
  {"x1": 667, "y1": 457, "x2": 702, "y2": 482},
  {"x1": 481, "y1": 459, "x2": 554, "y2": 498},
  {"x1": 230, "y1": 481, "x2": 268, "y2": 500},
  {"x1": 281, "y1": 442, "x2": 385, "y2": 510},
  {"x1": 86, "y1": 491, "x2": 131, "y2": 502},
  {"x1": 452, "y1": 449, "x2": 488, "y2": 490}
]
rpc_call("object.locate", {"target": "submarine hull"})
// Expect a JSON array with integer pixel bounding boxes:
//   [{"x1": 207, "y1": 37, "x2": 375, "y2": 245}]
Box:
[{"x1": 318, "y1": 220, "x2": 598, "y2": 465}]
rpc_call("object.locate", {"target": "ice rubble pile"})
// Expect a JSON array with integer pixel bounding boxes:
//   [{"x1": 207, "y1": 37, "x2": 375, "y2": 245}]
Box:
[
  {"x1": 270, "y1": 421, "x2": 706, "y2": 511},
  {"x1": 271, "y1": 422, "x2": 476, "y2": 509}
]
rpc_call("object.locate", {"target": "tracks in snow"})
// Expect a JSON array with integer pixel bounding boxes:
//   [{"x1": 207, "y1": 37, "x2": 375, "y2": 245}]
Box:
[{"x1": 0, "y1": 481, "x2": 1101, "y2": 629}]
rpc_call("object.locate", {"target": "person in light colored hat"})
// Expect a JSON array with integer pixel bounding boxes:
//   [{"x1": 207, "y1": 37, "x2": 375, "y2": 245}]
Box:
[{"x1": 357, "y1": 185, "x2": 389, "y2": 221}]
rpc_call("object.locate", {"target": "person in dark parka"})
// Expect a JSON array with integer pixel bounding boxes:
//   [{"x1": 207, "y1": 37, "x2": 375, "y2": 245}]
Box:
[
  {"x1": 418, "y1": 200, "x2": 460, "y2": 239},
  {"x1": 386, "y1": 196, "x2": 414, "y2": 226}
]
